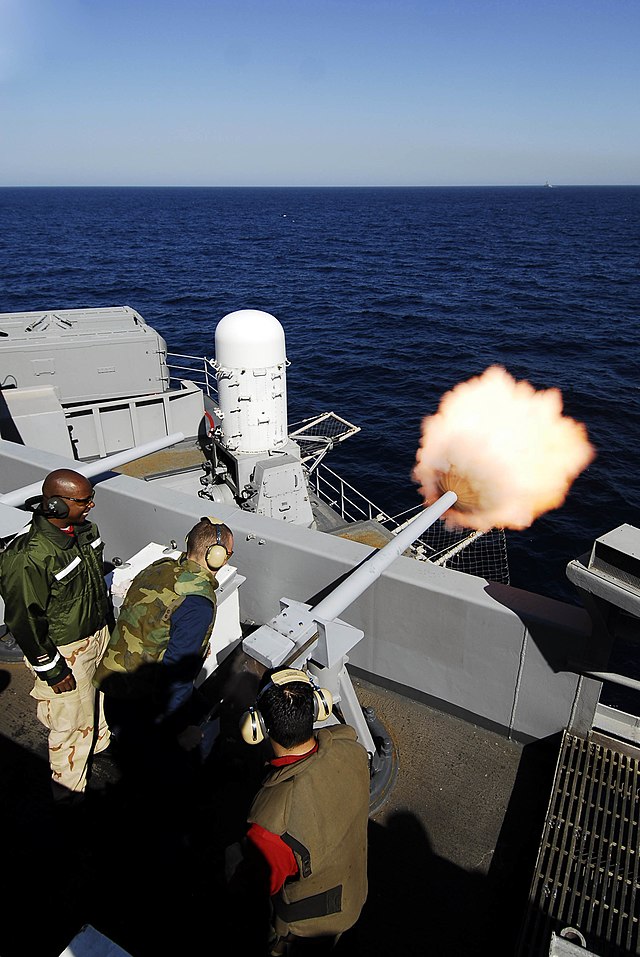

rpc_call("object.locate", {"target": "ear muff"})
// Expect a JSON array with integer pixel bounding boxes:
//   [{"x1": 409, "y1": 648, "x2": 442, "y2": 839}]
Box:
[
  {"x1": 42, "y1": 496, "x2": 69, "y2": 519},
  {"x1": 313, "y1": 685, "x2": 333, "y2": 723},
  {"x1": 185, "y1": 517, "x2": 230, "y2": 571},
  {"x1": 239, "y1": 706, "x2": 269, "y2": 745},
  {"x1": 239, "y1": 668, "x2": 334, "y2": 745},
  {"x1": 205, "y1": 523, "x2": 229, "y2": 570}
]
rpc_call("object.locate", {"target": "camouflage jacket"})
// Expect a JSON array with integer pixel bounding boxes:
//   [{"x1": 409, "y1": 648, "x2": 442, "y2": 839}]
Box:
[
  {"x1": 0, "y1": 514, "x2": 109, "y2": 685},
  {"x1": 94, "y1": 555, "x2": 217, "y2": 695}
]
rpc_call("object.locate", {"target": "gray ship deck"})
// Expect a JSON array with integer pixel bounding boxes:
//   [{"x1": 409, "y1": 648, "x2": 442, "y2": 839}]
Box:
[{"x1": 0, "y1": 658, "x2": 557, "y2": 957}]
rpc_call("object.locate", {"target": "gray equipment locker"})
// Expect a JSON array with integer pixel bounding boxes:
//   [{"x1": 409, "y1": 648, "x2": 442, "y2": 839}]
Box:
[{"x1": 0, "y1": 306, "x2": 169, "y2": 403}]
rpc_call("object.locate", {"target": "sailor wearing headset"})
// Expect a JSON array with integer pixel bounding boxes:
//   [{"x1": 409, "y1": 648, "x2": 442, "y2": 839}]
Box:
[
  {"x1": 0, "y1": 468, "x2": 111, "y2": 804},
  {"x1": 228, "y1": 667, "x2": 370, "y2": 954},
  {"x1": 94, "y1": 516, "x2": 234, "y2": 752}
]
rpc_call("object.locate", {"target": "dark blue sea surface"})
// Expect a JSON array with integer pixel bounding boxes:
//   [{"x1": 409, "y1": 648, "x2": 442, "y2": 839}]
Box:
[{"x1": 1, "y1": 186, "x2": 639, "y2": 603}]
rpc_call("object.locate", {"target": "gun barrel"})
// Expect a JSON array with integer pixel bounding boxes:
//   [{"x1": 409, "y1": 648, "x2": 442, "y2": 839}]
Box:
[
  {"x1": 312, "y1": 490, "x2": 457, "y2": 623},
  {"x1": 0, "y1": 432, "x2": 185, "y2": 507}
]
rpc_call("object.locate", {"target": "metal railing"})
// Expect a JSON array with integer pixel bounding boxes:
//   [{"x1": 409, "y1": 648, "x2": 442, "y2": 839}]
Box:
[
  {"x1": 308, "y1": 463, "x2": 509, "y2": 577},
  {"x1": 308, "y1": 463, "x2": 397, "y2": 527},
  {"x1": 167, "y1": 353, "x2": 218, "y2": 399}
]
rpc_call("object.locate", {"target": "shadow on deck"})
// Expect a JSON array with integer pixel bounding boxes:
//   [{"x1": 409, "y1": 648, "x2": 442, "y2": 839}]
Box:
[{"x1": 0, "y1": 666, "x2": 558, "y2": 957}]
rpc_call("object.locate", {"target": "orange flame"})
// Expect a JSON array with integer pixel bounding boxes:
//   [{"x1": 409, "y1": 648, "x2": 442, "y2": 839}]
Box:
[{"x1": 412, "y1": 366, "x2": 596, "y2": 531}]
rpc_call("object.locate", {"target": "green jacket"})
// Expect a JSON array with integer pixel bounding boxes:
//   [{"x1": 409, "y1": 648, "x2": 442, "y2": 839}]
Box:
[
  {"x1": 0, "y1": 513, "x2": 109, "y2": 685},
  {"x1": 248, "y1": 725, "x2": 370, "y2": 939},
  {"x1": 93, "y1": 555, "x2": 217, "y2": 696}
]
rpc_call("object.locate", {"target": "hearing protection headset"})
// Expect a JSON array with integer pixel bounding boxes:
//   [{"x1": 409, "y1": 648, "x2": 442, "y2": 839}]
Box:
[
  {"x1": 239, "y1": 668, "x2": 333, "y2": 745},
  {"x1": 185, "y1": 516, "x2": 231, "y2": 571},
  {"x1": 42, "y1": 497, "x2": 70, "y2": 519}
]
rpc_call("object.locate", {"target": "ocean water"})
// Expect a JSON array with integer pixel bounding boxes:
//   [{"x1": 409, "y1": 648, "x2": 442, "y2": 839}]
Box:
[{"x1": 1, "y1": 186, "x2": 639, "y2": 604}]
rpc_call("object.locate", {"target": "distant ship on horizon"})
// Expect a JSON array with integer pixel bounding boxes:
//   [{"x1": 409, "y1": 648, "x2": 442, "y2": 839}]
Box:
[{"x1": 544, "y1": 180, "x2": 553, "y2": 188}]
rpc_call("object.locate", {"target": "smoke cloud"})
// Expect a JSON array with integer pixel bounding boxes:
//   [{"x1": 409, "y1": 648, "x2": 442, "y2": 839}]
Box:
[{"x1": 412, "y1": 366, "x2": 595, "y2": 531}]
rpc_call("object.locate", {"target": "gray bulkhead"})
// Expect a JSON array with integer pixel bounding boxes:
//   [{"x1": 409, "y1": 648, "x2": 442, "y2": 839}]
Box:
[
  {"x1": 0, "y1": 307, "x2": 203, "y2": 458},
  {"x1": 0, "y1": 439, "x2": 593, "y2": 743}
]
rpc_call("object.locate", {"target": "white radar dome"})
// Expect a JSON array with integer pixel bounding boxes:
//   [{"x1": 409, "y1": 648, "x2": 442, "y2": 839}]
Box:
[
  {"x1": 215, "y1": 309, "x2": 286, "y2": 369},
  {"x1": 214, "y1": 309, "x2": 289, "y2": 453}
]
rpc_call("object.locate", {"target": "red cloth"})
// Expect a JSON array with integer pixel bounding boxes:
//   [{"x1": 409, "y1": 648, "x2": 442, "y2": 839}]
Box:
[
  {"x1": 246, "y1": 823, "x2": 298, "y2": 895},
  {"x1": 271, "y1": 741, "x2": 318, "y2": 766},
  {"x1": 246, "y1": 742, "x2": 319, "y2": 895}
]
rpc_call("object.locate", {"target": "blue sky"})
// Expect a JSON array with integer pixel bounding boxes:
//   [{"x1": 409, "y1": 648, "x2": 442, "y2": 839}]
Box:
[{"x1": 1, "y1": 0, "x2": 638, "y2": 186}]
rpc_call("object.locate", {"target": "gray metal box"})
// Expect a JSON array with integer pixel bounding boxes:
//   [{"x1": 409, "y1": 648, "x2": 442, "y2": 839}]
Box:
[
  {"x1": 0, "y1": 306, "x2": 169, "y2": 403},
  {"x1": 588, "y1": 524, "x2": 640, "y2": 594}
]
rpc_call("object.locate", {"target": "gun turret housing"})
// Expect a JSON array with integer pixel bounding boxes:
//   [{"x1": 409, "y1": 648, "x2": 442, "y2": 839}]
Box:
[{"x1": 201, "y1": 310, "x2": 313, "y2": 526}]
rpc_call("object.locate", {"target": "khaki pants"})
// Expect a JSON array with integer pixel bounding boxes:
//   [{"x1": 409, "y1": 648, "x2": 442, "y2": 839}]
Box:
[{"x1": 27, "y1": 625, "x2": 111, "y2": 798}]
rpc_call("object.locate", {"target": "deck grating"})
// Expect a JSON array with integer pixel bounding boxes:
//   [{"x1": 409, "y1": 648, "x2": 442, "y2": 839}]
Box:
[{"x1": 519, "y1": 730, "x2": 640, "y2": 957}]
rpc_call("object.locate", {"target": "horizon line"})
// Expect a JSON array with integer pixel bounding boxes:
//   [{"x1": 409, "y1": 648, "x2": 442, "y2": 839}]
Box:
[{"x1": 1, "y1": 183, "x2": 638, "y2": 189}]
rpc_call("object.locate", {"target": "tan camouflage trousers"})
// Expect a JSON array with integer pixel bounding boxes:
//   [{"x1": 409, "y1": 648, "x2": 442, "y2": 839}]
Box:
[{"x1": 27, "y1": 625, "x2": 111, "y2": 799}]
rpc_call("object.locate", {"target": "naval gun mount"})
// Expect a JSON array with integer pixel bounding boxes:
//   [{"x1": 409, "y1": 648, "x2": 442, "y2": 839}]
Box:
[
  {"x1": 237, "y1": 489, "x2": 458, "y2": 809},
  {"x1": 195, "y1": 309, "x2": 359, "y2": 529}
]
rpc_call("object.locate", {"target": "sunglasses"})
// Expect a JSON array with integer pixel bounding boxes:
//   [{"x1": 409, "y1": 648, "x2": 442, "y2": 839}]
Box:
[{"x1": 59, "y1": 492, "x2": 96, "y2": 505}]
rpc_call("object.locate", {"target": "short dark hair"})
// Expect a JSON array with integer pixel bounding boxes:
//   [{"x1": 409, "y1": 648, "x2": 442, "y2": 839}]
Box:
[
  {"x1": 258, "y1": 669, "x2": 315, "y2": 748},
  {"x1": 186, "y1": 519, "x2": 233, "y2": 561}
]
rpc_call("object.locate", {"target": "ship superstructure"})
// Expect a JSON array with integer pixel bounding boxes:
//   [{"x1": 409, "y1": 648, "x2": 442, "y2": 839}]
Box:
[{"x1": 1, "y1": 305, "x2": 639, "y2": 957}]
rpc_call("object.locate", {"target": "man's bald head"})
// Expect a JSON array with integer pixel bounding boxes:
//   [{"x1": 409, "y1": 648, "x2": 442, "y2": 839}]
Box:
[
  {"x1": 42, "y1": 469, "x2": 92, "y2": 499},
  {"x1": 41, "y1": 470, "x2": 95, "y2": 526}
]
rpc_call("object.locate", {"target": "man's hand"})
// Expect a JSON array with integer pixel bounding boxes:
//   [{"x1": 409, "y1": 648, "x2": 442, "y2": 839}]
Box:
[{"x1": 51, "y1": 673, "x2": 76, "y2": 694}]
